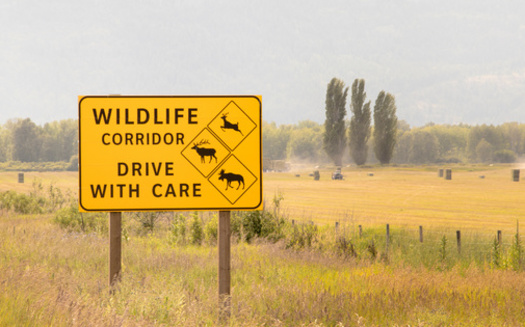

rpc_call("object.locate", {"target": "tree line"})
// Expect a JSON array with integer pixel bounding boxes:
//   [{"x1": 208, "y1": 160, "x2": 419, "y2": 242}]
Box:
[
  {"x1": 264, "y1": 119, "x2": 525, "y2": 165},
  {"x1": 0, "y1": 103, "x2": 524, "y2": 169},
  {"x1": 0, "y1": 118, "x2": 78, "y2": 165}
]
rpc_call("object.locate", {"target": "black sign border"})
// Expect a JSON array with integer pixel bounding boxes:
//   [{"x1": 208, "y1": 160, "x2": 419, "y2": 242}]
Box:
[{"x1": 78, "y1": 95, "x2": 262, "y2": 212}]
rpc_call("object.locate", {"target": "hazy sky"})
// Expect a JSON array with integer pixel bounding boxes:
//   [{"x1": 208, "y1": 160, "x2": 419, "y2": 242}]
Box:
[{"x1": 1, "y1": 0, "x2": 524, "y2": 127}]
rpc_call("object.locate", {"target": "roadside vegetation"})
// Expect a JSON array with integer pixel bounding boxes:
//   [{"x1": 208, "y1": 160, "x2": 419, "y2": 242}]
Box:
[{"x1": 2, "y1": 167, "x2": 525, "y2": 326}]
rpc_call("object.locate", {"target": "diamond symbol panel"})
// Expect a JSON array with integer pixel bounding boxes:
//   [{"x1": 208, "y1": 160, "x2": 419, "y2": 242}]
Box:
[
  {"x1": 208, "y1": 101, "x2": 257, "y2": 151},
  {"x1": 209, "y1": 155, "x2": 258, "y2": 204},
  {"x1": 181, "y1": 128, "x2": 230, "y2": 178}
]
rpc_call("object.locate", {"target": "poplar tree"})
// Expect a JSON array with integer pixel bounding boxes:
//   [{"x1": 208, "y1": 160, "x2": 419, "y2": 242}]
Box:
[
  {"x1": 373, "y1": 91, "x2": 398, "y2": 164},
  {"x1": 348, "y1": 79, "x2": 371, "y2": 165},
  {"x1": 323, "y1": 77, "x2": 348, "y2": 166}
]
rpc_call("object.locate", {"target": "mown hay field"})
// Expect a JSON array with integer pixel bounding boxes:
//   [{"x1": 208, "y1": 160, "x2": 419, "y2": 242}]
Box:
[
  {"x1": 0, "y1": 171, "x2": 78, "y2": 195},
  {"x1": 2, "y1": 165, "x2": 524, "y2": 232},
  {"x1": 263, "y1": 165, "x2": 525, "y2": 233}
]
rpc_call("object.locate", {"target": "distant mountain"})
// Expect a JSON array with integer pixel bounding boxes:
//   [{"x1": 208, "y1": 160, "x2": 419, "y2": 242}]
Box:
[{"x1": 0, "y1": 0, "x2": 524, "y2": 127}]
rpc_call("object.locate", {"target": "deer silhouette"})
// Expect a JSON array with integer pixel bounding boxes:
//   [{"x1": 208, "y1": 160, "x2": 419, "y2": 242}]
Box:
[
  {"x1": 191, "y1": 139, "x2": 217, "y2": 163},
  {"x1": 218, "y1": 169, "x2": 244, "y2": 190},
  {"x1": 220, "y1": 113, "x2": 243, "y2": 135}
]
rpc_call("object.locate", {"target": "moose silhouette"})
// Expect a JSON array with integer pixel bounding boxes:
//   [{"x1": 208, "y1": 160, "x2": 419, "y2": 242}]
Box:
[
  {"x1": 191, "y1": 139, "x2": 217, "y2": 163},
  {"x1": 218, "y1": 169, "x2": 244, "y2": 190},
  {"x1": 220, "y1": 113, "x2": 243, "y2": 135}
]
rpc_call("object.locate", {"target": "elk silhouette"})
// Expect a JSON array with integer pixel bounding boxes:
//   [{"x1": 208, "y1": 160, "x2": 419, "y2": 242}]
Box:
[
  {"x1": 220, "y1": 113, "x2": 243, "y2": 135},
  {"x1": 218, "y1": 169, "x2": 244, "y2": 190},
  {"x1": 191, "y1": 139, "x2": 217, "y2": 163}
]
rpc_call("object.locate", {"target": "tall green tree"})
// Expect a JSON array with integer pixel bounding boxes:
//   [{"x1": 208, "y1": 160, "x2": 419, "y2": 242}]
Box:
[
  {"x1": 323, "y1": 77, "x2": 348, "y2": 166},
  {"x1": 466, "y1": 125, "x2": 504, "y2": 162},
  {"x1": 41, "y1": 119, "x2": 78, "y2": 162},
  {"x1": 0, "y1": 125, "x2": 10, "y2": 161},
  {"x1": 409, "y1": 130, "x2": 439, "y2": 163},
  {"x1": 348, "y1": 79, "x2": 371, "y2": 165},
  {"x1": 262, "y1": 121, "x2": 291, "y2": 160},
  {"x1": 373, "y1": 91, "x2": 398, "y2": 164},
  {"x1": 11, "y1": 118, "x2": 42, "y2": 162},
  {"x1": 288, "y1": 120, "x2": 324, "y2": 162}
]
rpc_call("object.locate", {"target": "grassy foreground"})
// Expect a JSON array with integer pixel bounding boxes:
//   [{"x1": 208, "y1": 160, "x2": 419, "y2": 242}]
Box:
[
  {"x1": 1, "y1": 165, "x2": 525, "y2": 326},
  {"x1": 2, "y1": 213, "x2": 525, "y2": 326}
]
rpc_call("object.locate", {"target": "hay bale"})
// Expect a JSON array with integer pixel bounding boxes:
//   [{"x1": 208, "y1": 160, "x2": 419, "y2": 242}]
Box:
[{"x1": 445, "y1": 169, "x2": 452, "y2": 180}]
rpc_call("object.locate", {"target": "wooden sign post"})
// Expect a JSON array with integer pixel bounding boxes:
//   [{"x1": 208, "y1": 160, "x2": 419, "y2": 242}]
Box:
[
  {"x1": 109, "y1": 212, "x2": 122, "y2": 287},
  {"x1": 218, "y1": 211, "x2": 231, "y2": 319}
]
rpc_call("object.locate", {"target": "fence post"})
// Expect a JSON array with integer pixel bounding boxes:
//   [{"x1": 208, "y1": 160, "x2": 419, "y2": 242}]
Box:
[
  {"x1": 497, "y1": 230, "x2": 502, "y2": 245},
  {"x1": 456, "y1": 230, "x2": 461, "y2": 254},
  {"x1": 419, "y1": 226, "x2": 423, "y2": 243},
  {"x1": 359, "y1": 225, "x2": 362, "y2": 238},
  {"x1": 335, "y1": 222, "x2": 339, "y2": 235}
]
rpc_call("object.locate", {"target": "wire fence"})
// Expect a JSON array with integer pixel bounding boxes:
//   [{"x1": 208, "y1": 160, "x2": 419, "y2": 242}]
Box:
[{"x1": 292, "y1": 219, "x2": 525, "y2": 258}]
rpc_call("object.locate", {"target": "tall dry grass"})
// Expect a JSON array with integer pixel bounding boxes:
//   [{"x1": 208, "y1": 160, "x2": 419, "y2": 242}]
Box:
[{"x1": 2, "y1": 213, "x2": 525, "y2": 326}]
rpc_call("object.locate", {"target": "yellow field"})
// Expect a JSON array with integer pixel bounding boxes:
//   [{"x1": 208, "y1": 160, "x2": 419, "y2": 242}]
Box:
[
  {"x1": 0, "y1": 171, "x2": 78, "y2": 195},
  {"x1": 1, "y1": 164, "x2": 524, "y2": 233},
  {"x1": 263, "y1": 165, "x2": 525, "y2": 233}
]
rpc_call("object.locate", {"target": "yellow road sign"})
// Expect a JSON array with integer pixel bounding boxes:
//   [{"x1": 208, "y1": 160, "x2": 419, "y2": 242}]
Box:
[{"x1": 78, "y1": 95, "x2": 262, "y2": 211}]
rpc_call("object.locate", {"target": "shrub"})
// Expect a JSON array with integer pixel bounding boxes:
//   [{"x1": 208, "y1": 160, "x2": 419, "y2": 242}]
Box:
[
  {"x1": 67, "y1": 155, "x2": 79, "y2": 171},
  {"x1": 0, "y1": 161, "x2": 70, "y2": 171},
  {"x1": 241, "y1": 211, "x2": 263, "y2": 243},
  {"x1": 0, "y1": 190, "x2": 45, "y2": 214},
  {"x1": 509, "y1": 232, "x2": 523, "y2": 271},
  {"x1": 204, "y1": 214, "x2": 218, "y2": 244},
  {"x1": 0, "y1": 179, "x2": 71, "y2": 214},
  {"x1": 230, "y1": 212, "x2": 243, "y2": 241},
  {"x1": 190, "y1": 212, "x2": 204, "y2": 245},
  {"x1": 491, "y1": 237, "x2": 502, "y2": 269},
  {"x1": 367, "y1": 240, "x2": 377, "y2": 259},
  {"x1": 128, "y1": 211, "x2": 162, "y2": 233},
  {"x1": 336, "y1": 236, "x2": 357, "y2": 258},
  {"x1": 170, "y1": 214, "x2": 187, "y2": 245},
  {"x1": 45, "y1": 183, "x2": 67, "y2": 211},
  {"x1": 53, "y1": 201, "x2": 107, "y2": 233},
  {"x1": 240, "y1": 210, "x2": 286, "y2": 243},
  {"x1": 437, "y1": 235, "x2": 449, "y2": 270},
  {"x1": 493, "y1": 149, "x2": 517, "y2": 163},
  {"x1": 286, "y1": 223, "x2": 319, "y2": 249}
]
